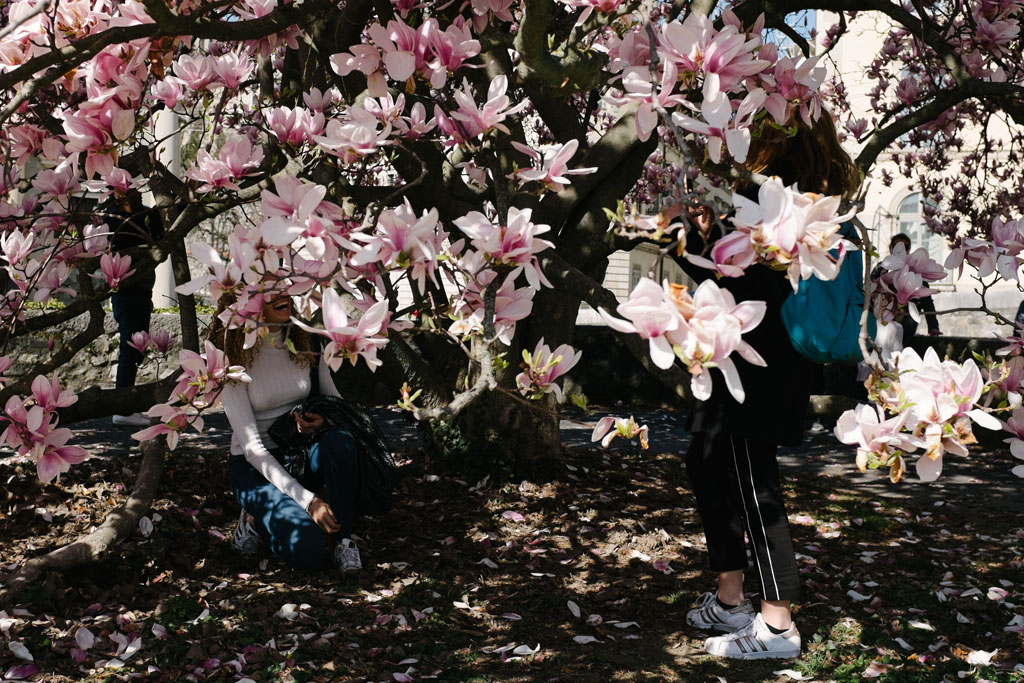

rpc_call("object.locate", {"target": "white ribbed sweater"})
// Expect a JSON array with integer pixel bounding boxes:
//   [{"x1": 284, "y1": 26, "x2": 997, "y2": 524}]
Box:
[{"x1": 220, "y1": 332, "x2": 340, "y2": 510}]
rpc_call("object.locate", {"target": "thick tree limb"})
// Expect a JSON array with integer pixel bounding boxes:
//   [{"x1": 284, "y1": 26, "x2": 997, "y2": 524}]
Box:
[
  {"x1": 57, "y1": 374, "x2": 178, "y2": 423},
  {"x1": 0, "y1": 438, "x2": 166, "y2": 607},
  {"x1": 540, "y1": 250, "x2": 693, "y2": 403},
  {"x1": 514, "y1": 0, "x2": 608, "y2": 96},
  {"x1": 0, "y1": 302, "x2": 106, "y2": 403},
  {"x1": 856, "y1": 80, "x2": 1024, "y2": 172}
]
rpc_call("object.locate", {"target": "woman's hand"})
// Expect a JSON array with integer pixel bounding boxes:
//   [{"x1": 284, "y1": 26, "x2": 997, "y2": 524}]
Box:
[
  {"x1": 295, "y1": 411, "x2": 325, "y2": 435},
  {"x1": 307, "y1": 496, "x2": 341, "y2": 533}
]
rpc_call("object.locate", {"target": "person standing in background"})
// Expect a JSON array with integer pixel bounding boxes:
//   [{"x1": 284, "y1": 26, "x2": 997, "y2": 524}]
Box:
[{"x1": 107, "y1": 189, "x2": 164, "y2": 427}]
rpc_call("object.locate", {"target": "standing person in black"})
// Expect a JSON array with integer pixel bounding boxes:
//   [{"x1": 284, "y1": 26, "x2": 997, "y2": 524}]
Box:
[
  {"x1": 678, "y1": 111, "x2": 861, "y2": 659},
  {"x1": 106, "y1": 189, "x2": 164, "y2": 426}
]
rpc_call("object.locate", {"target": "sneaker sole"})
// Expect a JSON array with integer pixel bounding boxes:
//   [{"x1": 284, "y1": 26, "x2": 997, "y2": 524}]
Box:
[{"x1": 704, "y1": 639, "x2": 800, "y2": 659}]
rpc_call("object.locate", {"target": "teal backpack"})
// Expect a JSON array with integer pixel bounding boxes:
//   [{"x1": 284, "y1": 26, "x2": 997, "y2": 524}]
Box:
[{"x1": 780, "y1": 225, "x2": 876, "y2": 365}]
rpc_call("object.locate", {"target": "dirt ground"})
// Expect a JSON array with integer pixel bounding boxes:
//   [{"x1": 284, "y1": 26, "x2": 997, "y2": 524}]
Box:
[{"x1": 1, "y1": 417, "x2": 1023, "y2": 682}]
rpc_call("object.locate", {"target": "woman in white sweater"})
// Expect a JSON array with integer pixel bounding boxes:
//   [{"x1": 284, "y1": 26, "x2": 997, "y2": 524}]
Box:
[{"x1": 212, "y1": 292, "x2": 362, "y2": 571}]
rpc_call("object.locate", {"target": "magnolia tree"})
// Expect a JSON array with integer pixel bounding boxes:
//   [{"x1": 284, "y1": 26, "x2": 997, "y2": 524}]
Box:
[{"x1": 1, "y1": 0, "x2": 1024, "y2": 588}]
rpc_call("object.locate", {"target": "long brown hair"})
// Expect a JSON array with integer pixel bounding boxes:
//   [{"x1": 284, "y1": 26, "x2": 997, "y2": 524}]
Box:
[
  {"x1": 207, "y1": 292, "x2": 315, "y2": 369},
  {"x1": 744, "y1": 110, "x2": 861, "y2": 197}
]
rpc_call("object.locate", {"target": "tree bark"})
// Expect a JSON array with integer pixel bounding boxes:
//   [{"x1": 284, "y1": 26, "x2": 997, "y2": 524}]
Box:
[
  {"x1": 0, "y1": 438, "x2": 166, "y2": 606},
  {"x1": 423, "y1": 389, "x2": 561, "y2": 475}
]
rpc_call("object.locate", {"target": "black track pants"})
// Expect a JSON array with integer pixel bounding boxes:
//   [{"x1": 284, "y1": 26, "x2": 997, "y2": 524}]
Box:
[{"x1": 686, "y1": 432, "x2": 801, "y2": 602}]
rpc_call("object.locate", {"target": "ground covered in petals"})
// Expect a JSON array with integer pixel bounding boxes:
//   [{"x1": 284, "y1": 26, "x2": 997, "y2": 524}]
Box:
[{"x1": 1, "y1": 416, "x2": 1023, "y2": 682}]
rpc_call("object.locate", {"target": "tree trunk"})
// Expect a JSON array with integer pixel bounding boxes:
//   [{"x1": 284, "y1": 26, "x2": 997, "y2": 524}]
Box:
[{"x1": 422, "y1": 390, "x2": 561, "y2": 476}]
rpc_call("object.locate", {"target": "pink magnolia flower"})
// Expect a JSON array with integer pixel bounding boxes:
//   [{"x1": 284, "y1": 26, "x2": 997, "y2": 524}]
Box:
[
  {"x1": 350, "y1": 199, "x2": 446, "y2": 290},
  {"x1": 430, "y1": 17, "x2": 481, "y2": 79},
  {"x1": 698, "y1": 23, "x2": 769, "y2": 92},
  {"x1": 879, "y1": 245, "x2": 947, "y2": 282},
  {"x1": 761, "y1": 55, "x2": 826, "y2": 126},
  {"x1": 834, "y1": 403, "x2": 918, "y2": 480},
  {"x1": 1, "y1": 229, "x2": 37, "y2": 268},
  {"x1": 591, "y1": 415, "x2": 649, "y2": 449},
  {"x1": 666, "y1": 280, "x2": 766, "y2": 403},
  {"x1": 729, "y1": 177, "x2": 855, "y2": 289},
  {"x1": 449, "y1": 76, "x2": 529, "y2": 140},
  {"x1": 896, "y1": 346, "x2": 1002, "y2": 480},
  {"x1": 449, "y1": 270, "x2": 536, "y2": 345},
  {"x1": 128, "y1": 331, "x2": 151, "y2": 353},
  {"x1": 611, "y1": 61, "x2": 687, "y2": 142},
  {"x1": 265, "y1": 106, "x2": 324, "y2": 146},
  {"x1": 133, "y1": 404, "x2": 205, "y2": 450},
  {"x1": 672, "y1": 83, "x2": 766, "y2": 164},
  {"x1": 211, "y1": 52, "x2": 252, "y2": 89},
  {"x1": 393, "y1": 102, "x2": 436, "y2": 139},
  {"x1": 1000, "y1": 407, "x2": 1024, "y2": 477},
  {"x1": 511, "y1": 139, "x2": 598, "y2": 192},
  {"x1": 470, "y1": 0, "x2": 515, "y2": 31},
  {"x1": 329, "y1": 45, "x2": 387, "y2": 96},
  {"x1": 367, "y1": 17, "x2": 435, "y2": 84},
  {"x1": 598, "y1": 278, "x2": 682, "y2": 370},
  {"x1": 313, "y1": 106, "x2": 391, "y2": 163},
  {"x1": 173, "y1": 53, "x2": 218, "y2": 91},
  {"x1": 30, "y1": 427, "x2": 88, "y2": 482},
  {"x1": 151, "y1": 77, "x2": 185, "y2": 108},
  {"x1": 186, "y1": 138, "x2": 264, "y2": 192},
  {"x1": 94, "y1": 253, "x2": 136, "y2": 290},
  {"x1": 895, "y1": 77, "x2": 919, "y2": 106},
  {"x1": 685, "y1": 228, "x2": 757, "y2": 278},
  {"x1": 30, "y1": 373, "x2": 77, "y2": 412},
  {"x1": 150, "y1": 330, "x2": 172, "y2": 353},
  {"x1": 293, "y1": 289, "x2": 390, "y2": 371},
  {"x1": 516, "y1": 338, "x2": 582, "y2": 400},
  {"x1": 303, "y1": 87, "x2": 336, "y2": 113},
  {"x1": 259, "y1": 176, "x2": 329, "y2": 247},
  {"x1": 452, "y1": 207, "x2": 554, "y2": 290}
]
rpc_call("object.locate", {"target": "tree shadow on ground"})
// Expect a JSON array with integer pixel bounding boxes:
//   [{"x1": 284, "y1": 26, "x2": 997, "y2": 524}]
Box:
[{"x1": 1, "y1": 413, "x2": 1022, "y2": 681}]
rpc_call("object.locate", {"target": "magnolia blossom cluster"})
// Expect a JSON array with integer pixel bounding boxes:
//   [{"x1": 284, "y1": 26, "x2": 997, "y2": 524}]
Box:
[
  {"x1": 872, "y1": 244, "x2": 947, "y2": 325},
  {"x1": 0, "y1": 371, "x2": 86, "y2": 482},
  {"x1": 604, "y1": 10, "x2": 826, "y2": 161},
  {"x1": 945, "y1": 216, "x2": 1024, "y2": 284},
  {"x1": 600, "y1": 278, "x2": 766, "y2": 403},
  {"x1": 684, "y1": 177, "x2": 855, "y2": 291},
  {"x1": 836, "y1": 347, "x2": 1003, "y2": 482},
  {"x1": 132, "y1": 342, "x2": 250, "y2": 450}
]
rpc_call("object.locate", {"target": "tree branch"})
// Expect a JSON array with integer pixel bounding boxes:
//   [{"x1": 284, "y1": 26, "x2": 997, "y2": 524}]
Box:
[{"x1": 0, "y1": 438, "x2": 166, "y2": 607}]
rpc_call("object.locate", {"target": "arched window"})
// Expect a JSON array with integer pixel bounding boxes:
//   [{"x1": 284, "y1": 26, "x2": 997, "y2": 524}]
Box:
[{"x1": 896, "y1": 192, "x2": 947, "y2": 282}]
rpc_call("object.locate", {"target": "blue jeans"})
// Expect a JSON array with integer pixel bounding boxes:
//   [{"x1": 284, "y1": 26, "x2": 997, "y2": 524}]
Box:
[
  {"x1": 111, "y1": 292, "x2": 152, "y2": 389},
  {"x1": 228, "y1": 429, "x2": 361, "y2": 569}
]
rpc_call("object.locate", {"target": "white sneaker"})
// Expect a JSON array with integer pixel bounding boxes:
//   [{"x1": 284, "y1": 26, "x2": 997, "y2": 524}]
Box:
[
  {"x1": 704, "y1": 613, "x2": 801, "y2": 659},
  {"x1": 686, "y1": 591, "x2": 755, "y2": 633},
  {"x1": 333, "y1": 538, "x2": 361, "y2": 572},
  {"x1": 231, "y1": 510, "x2": 264, "y2": 555},
  {"x1": 112, "y1": 413, "x2": 151, "y2": 427}
]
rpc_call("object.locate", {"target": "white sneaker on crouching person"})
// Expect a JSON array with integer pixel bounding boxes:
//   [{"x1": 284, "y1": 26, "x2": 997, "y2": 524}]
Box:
[
  {"x1": 704, "y1": 613, "x2": 801, "y2": 660},
  {"x1": 686, "y1": 591, "x2": 755, "y2": 633},
  {"x1": 231, "y1": 509, "x2": 264, "y2": 555},
  {"x1": 333, "y1": 538, "x2": 361, "y2": 572},
  {"x1": 112, "y1": 412, "x2": 151, "y2": 427}
]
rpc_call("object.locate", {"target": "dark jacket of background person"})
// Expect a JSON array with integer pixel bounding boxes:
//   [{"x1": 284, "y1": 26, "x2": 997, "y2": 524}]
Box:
[
  {"x1": 107, "y1": 198, "x2": 164, "y2": 296},
  {"x1": 674, "y1": 162, "x2": 813, "y2": 448}
]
